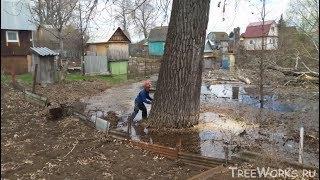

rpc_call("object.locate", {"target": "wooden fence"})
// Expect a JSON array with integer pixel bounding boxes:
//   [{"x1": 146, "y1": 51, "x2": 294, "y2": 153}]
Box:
[{"x1": 84, "y1": 56, "x2": 109, "y2": 75}]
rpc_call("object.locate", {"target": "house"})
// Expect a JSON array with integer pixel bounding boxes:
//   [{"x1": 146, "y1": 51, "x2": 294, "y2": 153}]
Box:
[
  {"x1": 206, "y1": 32, "x2": 229, "y2": 53},
  {"x1": 203, "y1": 39, "x2": 220, "y2": 70},
  {"x1": 1, "y1": 0, "x2": 36, "y2": 74},
  {"x1": 86, "y1": 27, "x2": 131, "y2": 75},
  {"x1": 129, "y1": 39, "x2": 148, "y2": 57},
  {"x1": 203, "y1": 32, "x2": 230, "y2": 70},
  {"x1": 241, "y1": 20, "x2": 278, "y2": 50},
  {"x1": 148, "y1": 26, "x2": 168, "y2": 56}
]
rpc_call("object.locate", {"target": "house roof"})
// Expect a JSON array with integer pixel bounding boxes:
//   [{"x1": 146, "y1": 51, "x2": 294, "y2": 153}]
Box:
[
  {"x1": 31, "y1": 47, "x2": 59, "y2": 56},
  {"x1": 242, "y1": 20, "x2": 276, "y2": 38},
  {"x1": 148, "y1": 26, "x2": 168, "y2": 42},
  {"x1": 207, "y1": 32, "x2": 229, "y2": 42},
  {"x1": 1, "y1": 0, "x2": 36, "y2": 31},
  {"x1": 87, "y1": 27, "x2": 131, "y2": 44},
  {"x1": 204, "y1": 40, "x2": 215, "y2": 53}
]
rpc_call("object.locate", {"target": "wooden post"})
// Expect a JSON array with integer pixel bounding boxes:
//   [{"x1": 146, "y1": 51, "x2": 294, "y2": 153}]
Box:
[
  {"x1": 11, "y1": 66, "x2": 16, "y2": 84},
  {"x1": 299, "y1": 126, "x2": 304, "y2": 164},
  {"x1": 32, "y1": 64, "x2": 38, "y2": 93},
  {"x1": 127, "y1": 116, "x2": 132, "y2": 137}
]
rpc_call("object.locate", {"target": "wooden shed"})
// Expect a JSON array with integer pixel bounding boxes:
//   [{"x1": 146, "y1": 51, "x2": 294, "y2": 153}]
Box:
[
  {"x1": 31, "y1": 47, "x2": 59, "y2": 84},
  {"x1": 86, "y1": 27, "x2": 131, "y2": 75},
  {"x1": 148, "y1": 26, "x2": 168, "y2": 56}
]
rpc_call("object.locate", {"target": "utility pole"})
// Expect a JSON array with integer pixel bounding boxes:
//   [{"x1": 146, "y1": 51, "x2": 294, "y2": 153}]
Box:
[{"x1": 259, "y1": 0, "x2": 266, "y2": 108}]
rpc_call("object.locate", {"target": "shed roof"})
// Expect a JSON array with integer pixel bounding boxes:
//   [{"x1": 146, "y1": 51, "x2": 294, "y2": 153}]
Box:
[
  {"x1": 242, "y1": 20, "x2": 276, "y2": 38},
  {"x1": 31, "y1": 47, "x2": 59, "y2": 56},
  {"x1": 148, "y1": 26, "x2": 168, "y2": 42},
  {"x1": 207, "y1": 32, "x2": 229, "y2": 42},
  {"x1": 87, "y1": 27, "x2": 131, "y2": 44},
  {"x1": 1, "y1": 0, "x2": 36, "y2": 31},
  {"x1": 204, "y1": 40, "x2": 215, "y2": 53}
]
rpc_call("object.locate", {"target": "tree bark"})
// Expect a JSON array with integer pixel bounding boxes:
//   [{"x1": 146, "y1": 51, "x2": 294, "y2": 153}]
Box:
[{"x1": 148, "y1": 0, "x2": 210, "y2": 129}]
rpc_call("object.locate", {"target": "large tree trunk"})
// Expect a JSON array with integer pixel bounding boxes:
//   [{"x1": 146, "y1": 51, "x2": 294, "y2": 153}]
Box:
[{"x1": 148, "y1": 0, "x2": 210, "y2": 129}]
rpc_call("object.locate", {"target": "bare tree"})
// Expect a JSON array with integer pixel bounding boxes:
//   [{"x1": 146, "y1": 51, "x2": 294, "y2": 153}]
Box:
[
  {"x1": 113, "y1": 0, "x2": 133, "y2": 37},
  {"x1": 74, "y1": 0, "x2": 98, "y2": 75},
  {"x1": 155, "y1": 0, "x2": 172, "y2": 26},
  {"x1": 258, "y1": 0, "x2": 266, "y2": 108},
  {"x1": 131, "y1": 0, "x2": 159, "y2": 39},
  {"x1": 29, "y1": 0, "x2": 79, "y2": 80},
  {"x1": 287, "y1": 0, "x2": 319, "y2": 61}
]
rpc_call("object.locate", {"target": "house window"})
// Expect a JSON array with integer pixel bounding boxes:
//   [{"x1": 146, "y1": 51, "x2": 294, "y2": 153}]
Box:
[
  {"x1": 6, "y1": 31, "x2": 19, "y2": 43},
  {"x1": 250, "y1": 40, "x2": 254, "y2": 44}
]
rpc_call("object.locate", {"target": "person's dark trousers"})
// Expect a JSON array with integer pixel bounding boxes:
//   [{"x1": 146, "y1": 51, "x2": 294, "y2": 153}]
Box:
[
  {"x1": 129, "y1": 102, "x2": 147, "y2": 120},
  {"x1": 127, "y1": 102, "x2": 147, "y2": 134}
]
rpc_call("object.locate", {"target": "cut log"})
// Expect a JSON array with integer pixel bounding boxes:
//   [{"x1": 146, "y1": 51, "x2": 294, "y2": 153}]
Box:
[
  {"x1": 237, "y1": 75, "x2": 251, "y2": 84},
  {"x1": 268, "y1": 65, "x2": 319, "y2": 78}
]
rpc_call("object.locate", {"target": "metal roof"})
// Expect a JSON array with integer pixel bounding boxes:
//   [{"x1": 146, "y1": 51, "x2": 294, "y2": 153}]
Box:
[
  {"x1": 87, "y1": 27, "x2": 131, "y2": 44},
  {"x1": 148, "y1": 26, "x2": 168, "y2": 42},
  {"x1": 1, "y1": 0, "x2": 36, "y2": 31},
  {"x1": 31, "y1": 47, "x2": 59, "y2": 56},
  {"x1": 204, "y1": 40, "x2": 215, "y2": 53}
]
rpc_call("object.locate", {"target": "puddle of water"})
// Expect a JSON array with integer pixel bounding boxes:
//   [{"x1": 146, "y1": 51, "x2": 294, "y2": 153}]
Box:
[
  {"x1": 117, "y1": 110, "x2": 318, "y2": 167},
  {"x1": 201, "y1": 84, "x2": 299, "y2": 112}
]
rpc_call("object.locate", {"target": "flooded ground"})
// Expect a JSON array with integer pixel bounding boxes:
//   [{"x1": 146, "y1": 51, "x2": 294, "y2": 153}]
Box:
[
  {"x1": 201, "y1": 83, "x2": 301, "y2": 112},
  {"x1": 81, "y1": 74, "x2": 319, "y2": 168}
]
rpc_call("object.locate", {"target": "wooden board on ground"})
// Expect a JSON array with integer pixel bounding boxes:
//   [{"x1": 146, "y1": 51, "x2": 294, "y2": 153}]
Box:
[
  {"x1": 24, "y1": 91, "x2": 48, "y2": 107},
  {"x1": 187, "y1": 165, "x2": 234, "y2": 180}
]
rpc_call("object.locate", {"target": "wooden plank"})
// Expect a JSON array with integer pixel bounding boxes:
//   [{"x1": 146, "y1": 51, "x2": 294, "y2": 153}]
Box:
[
  {"x1": 179, "y1": 152, "x2": 232, "y2": 164},
  {"x1": 179, "y1": 155, "x2": 223, "y2": 167},
  {"x1": 188, "y1": 165, "x2": 229, "y2": 180},
  {"x1": 24, "y1": 91, "x2": 48, "y2": 106},
  {"x1": 25, "y1": 91, "x2": 48, "y2": 102},
  {"x1": 32, "y1": 64, "x2": 38, "y2": 93},
  {"x1": 128, "y1": 140, "x2": 179, "y2": 159},
  {"x1": 180, "y1": 158, "x2": 218, "y2": 169}
]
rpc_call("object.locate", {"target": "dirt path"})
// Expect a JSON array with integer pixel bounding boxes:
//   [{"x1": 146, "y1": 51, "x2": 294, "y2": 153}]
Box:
[{"x1": 82, "y1": 76, "x2": 158, "y2": 121}]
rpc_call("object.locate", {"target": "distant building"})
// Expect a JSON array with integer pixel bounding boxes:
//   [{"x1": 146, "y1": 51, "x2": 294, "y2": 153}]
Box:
[
  {"x1": 203, "y1": 32, "x2": 230, "y2": 71},
  {"x1": 86, "y1": 27, "x2": 131, "y2": 60},
  {"x1": 129, "y1": 39, "x2": 148, "y2": 57},
  {"x1": 1, "y1": 0, "x2": 36, "y2": 74},
  {"x1": 86, "y1": 27, "x2": 131, "y2": 75},
  {"x1": 148, "y1": 26, "x2": 168, "y2": 56},
  {"x1": 206, "y1": 32, "x2": 229, "y2": 53},
  {"x1": 241, "y1": 20, "x2": 278, "y2": 50}
]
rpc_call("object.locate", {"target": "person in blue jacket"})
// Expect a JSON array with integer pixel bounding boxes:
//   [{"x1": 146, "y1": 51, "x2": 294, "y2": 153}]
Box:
[{"x1": 128, "y1": 80, "x2": 153, "y2": 122}]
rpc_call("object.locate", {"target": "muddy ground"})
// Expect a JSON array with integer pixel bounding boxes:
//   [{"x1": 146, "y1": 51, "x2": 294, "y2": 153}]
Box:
[
  {"x1": 1, "y1": 68, "x2": 319, "y2": 178},
  {"x1": 82, "y1": 69, "x2": 319, "y2": 169},
  {"x1": 1, "y1": 82, "x2": 205, "y2": 179}
]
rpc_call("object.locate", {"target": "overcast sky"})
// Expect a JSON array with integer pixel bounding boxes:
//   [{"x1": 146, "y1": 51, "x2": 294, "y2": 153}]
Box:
[{"x1": 88, "y1": 0, "x2": 290, "y2": 43}]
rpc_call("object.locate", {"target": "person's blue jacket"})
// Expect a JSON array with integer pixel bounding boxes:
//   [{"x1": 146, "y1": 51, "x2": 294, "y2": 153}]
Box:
[{"x1": 135, "y1": 89, "x2": 153, "y2": 104}]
